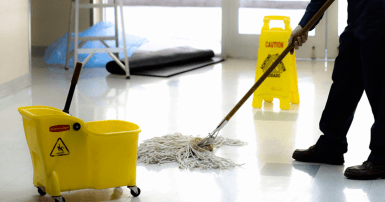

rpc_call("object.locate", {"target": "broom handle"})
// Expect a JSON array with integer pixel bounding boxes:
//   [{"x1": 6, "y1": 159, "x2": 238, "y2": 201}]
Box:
[
  {"x1": 220, "y1": 0, "x2": 335, "y2": 125},
  {"x1": 63, "y1": 62, "x2": 83, "y2": 114}
]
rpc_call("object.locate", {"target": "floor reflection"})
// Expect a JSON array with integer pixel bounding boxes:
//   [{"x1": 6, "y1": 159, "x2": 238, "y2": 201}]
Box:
[{"x1": 1, "y1": 58, "x2": 384, "y2": 201}]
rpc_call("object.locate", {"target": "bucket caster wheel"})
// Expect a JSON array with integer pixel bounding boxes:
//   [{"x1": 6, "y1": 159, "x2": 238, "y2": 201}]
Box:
[
  {"x1": 128, "y1": 186, "x2": 141, "y2": 197},
  {"x1": 53, "y1": 196, "x2": 65, "y2": 202},
  {"x1": 37, "y1": 186, "x2": 46, "y2": 195}
]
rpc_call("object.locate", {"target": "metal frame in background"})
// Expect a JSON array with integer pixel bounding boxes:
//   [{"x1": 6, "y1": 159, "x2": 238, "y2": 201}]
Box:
[{"x1": 65, "y1": 0, "x2": 130, "y2": 79}]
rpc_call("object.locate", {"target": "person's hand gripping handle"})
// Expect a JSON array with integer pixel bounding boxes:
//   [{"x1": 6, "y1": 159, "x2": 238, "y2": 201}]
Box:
[{"x1": 289, "y1": 25, "x2": 308, "y2": 55}]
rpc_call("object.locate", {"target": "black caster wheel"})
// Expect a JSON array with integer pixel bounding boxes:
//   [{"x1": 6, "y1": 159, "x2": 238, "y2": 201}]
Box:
[
  {"x1": 128, "y1": 187, "x2": 141, "y2": 197},
  {"x1": 53, "y1": 196, "x2": 65, "y2": 202},
  {"x1": 37, "y1": 187, "x2": 46, "y2": 195}
]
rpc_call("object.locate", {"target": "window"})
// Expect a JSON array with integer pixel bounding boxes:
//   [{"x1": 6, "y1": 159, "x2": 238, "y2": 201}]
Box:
[
  {"x1": 105, "y1": 1, "x2": 222, "y2": 54},
  {"x1": 238, "y1": 0, "x2": 315, "y2": 36}
]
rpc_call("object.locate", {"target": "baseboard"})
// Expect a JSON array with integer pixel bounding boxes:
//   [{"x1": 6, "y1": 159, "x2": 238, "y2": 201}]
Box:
[
  {"x1": 0, "y1": 73, "x2": 31, "y2": 99},
  {"x1": 296, "y1": 58, "x2": 336, "y2": 61},
  {"x1": 31, "y1": 46, "x2": 48, "y2": 57}
]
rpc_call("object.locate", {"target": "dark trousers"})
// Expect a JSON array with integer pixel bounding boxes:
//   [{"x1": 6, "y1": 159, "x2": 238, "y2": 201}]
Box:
[{"x1": 315, "y1": 19, "x2": 385, "y2": 164}]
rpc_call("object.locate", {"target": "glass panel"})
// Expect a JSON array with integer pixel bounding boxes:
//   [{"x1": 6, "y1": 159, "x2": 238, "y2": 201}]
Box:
[
  {"x1": 105, "y1": 1, "x2": 222, "y2": 54},
  {"x1": 239, "y1": 0, "x2": 315, "y2": 36}
]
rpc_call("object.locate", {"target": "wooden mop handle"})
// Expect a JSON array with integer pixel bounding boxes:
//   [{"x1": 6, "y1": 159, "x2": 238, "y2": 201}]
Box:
[{"x1": 222, "y1": 0, "x2": 335, "y2": 122}]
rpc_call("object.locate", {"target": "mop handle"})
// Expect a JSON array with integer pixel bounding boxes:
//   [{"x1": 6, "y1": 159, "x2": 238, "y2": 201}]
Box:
[
  {"x1": 63, "y1": 62, "x2": 83, "y2": 114},
  {"x1": 221, "y1": 0, "x2": 335, "y2": 125}
]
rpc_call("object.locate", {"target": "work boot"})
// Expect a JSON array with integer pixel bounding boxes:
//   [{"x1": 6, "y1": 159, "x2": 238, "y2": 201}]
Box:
[
  {"x1": 344, "y1": 161, "x2": 385, "y2": 180},
  {"x1": 292, "y1": 145, "x2": 344, "y2": 165}
]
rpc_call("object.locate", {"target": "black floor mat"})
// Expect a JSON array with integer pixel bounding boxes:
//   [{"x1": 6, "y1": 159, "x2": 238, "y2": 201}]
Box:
[
  {"x1": 130, "y1": 57, "x2": 224, "y2": 77},
  {"x1": 106, "y1": 46, "x2": 224, "y2": 77}
]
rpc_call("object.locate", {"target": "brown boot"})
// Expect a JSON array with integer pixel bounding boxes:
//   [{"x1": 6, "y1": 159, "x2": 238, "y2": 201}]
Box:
[
  {"x1": 344, "y1": 161, "x2": 385, "y2": 180},
  {"x1": 292, "y1": 145, "x2": 344, "y2": 165}
]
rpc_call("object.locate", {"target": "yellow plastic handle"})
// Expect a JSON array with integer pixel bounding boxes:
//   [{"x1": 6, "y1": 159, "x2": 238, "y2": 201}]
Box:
[{"x1": 262, "y1": 16, "x2": 291, "y2": 31}]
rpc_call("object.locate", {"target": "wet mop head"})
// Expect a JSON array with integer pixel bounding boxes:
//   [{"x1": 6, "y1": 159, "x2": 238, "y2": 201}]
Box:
[{"x1": 137, "y1": 133, "x2": 246, "y2": 170}]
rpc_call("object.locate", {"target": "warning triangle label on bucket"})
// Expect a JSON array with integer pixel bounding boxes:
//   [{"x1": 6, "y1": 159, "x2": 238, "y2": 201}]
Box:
[{"x1": 50, "y1": 138, "x2": 70, "y2": 157}]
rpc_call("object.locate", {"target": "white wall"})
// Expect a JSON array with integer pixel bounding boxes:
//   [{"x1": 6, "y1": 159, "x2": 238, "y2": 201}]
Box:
[
  {"x1": 31, "y1": 0, "x2": 91, "y2": 47},
  {"x1": 0, "y1": 0, "x2": 30, "y2": 85},
  {"x1": 327, "y1": 1, "x2": 339, "y2": 59},
  {"x1": 93, "y1": 0, "x2": 104, "y2": 24}
]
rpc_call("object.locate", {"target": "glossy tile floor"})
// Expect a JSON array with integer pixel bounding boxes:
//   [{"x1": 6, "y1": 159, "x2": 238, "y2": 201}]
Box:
[{"x1": 1, "y1": 57, "x2": 384, "y2": 202}]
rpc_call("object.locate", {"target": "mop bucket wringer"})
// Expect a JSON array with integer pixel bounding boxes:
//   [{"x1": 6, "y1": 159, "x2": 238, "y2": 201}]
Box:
[
  {"x1": 19, "y1": 106, "x2": 142, "y2": 199},
  {"x1": 19, "y1": 63, "x2": 141, "y2": 202}
]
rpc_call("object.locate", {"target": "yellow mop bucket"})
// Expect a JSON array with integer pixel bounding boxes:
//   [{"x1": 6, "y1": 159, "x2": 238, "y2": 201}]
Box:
[
  {"x1": 19, "y1": 63, "x2": 141, "y2": 202},
  {"x1": 252, "y1": 16, "x2": 300, "y2": 110}
]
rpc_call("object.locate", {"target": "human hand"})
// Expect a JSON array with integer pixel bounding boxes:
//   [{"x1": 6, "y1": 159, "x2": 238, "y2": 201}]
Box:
[{"x1": 289, "y1": 25, "x2": 308, "y2": 55}]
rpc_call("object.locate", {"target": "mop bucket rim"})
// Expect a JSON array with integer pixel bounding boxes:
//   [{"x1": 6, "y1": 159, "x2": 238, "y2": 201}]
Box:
[
  {"x1": 86, "y1": 120, "x2": 142, "y2": 136},
  {"x1": 18, "y1": 105, "x2": 69, "y2": 120},
  {"x1": 19, "y1": 105, "x2": 65, "y2": 114},
  {"x1": 18, "y1": 105, "x2": 141, "y2": 135}
]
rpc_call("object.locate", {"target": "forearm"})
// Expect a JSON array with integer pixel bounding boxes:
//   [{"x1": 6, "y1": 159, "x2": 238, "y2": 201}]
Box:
[{"x1": 299, "y1": 0, "x2": 327, "y2": 31}]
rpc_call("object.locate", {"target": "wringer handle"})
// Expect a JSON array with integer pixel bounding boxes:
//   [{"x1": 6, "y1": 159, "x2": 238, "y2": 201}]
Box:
[
  {"x1": 63, "y1": 62, "x2": 83, "y2": 114},
  {"x1": 219, "y1": 0, "x2": 335, "y2": 125}
]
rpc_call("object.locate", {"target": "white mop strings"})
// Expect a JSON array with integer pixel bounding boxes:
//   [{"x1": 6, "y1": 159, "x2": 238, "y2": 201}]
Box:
[{"x1": 137, "y1": 133, "x2": 247, "y2": 170}]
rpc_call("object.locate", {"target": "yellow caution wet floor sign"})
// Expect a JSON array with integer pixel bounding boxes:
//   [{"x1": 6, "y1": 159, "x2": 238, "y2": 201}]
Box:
[{"x1": 252, "y1": 16, "x2": 300, "y2": 110}]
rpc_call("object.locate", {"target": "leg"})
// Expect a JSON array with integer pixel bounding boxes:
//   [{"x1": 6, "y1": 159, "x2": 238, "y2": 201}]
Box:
[
  {"x1": 292, "y1": 27, "x2": 363, "y2": 165},
  {"x1": 316, "y1": 27, "x2": 364, "y2": 154},
  {"x1": 358, "y1": 26, "x2": 385, "y2": 165},
  {"x1": 74, "y1": 0, "x2": 80, "y2": 66},
  {"x1": 119, "y1": 0, "x2": 130, "y2": 79},
  {"x1": 290, "y1": 91, "x2": 300, "y2": 105},
  {"x1": 114, "y1": 0, "x2": 120, "y2": 59},
  {"x1": 252, "y1": 96, "x2": 263, "y2": 108},
  {"x1": 279, "y1": 97, "x2": 290, "y2": 110},
  {"x1": 342, "y1": 3, "x2": 385, "y2": 180},
  {"x1": 290, "y1": 61, "x2": 300, "y2": 104},
  {"x1": 264, "y1": 97, "x2": 273, "y2": 102},
  {"x1": 65, "y1": 0, "x2": 75, "y2": 70}
]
